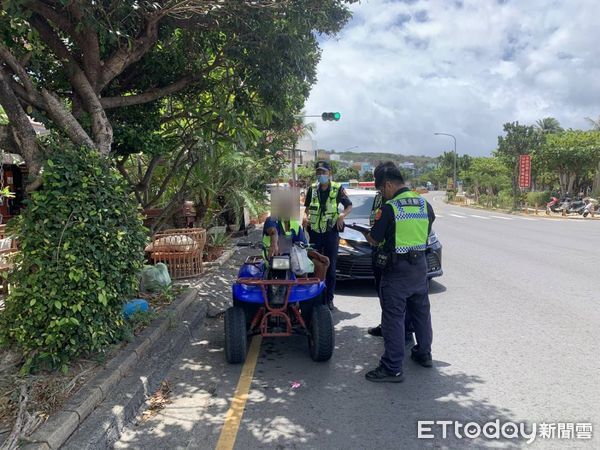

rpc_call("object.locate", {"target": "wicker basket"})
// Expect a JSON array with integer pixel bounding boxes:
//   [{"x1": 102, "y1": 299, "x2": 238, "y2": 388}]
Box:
[{"x1": 148, "y1": 228, "x2": 207, "y2": 279}]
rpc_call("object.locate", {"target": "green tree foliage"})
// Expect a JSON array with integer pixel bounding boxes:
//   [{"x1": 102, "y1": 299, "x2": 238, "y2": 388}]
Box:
[
  {"x1": 495, "y1": 122, "x2": 545, "y2": 208},
  {"x1": 0, "y1": 145, "x2": 147, "y2": 370},
  {"x1": 538, "y1": 130, "x2": 600, "y2": 194},
  {"x1": 461, "y1": 157, "x2": 511, "y2": 198},
  {"x1": 335, "y1": 166, "x2": 360, "y2": 182},
  {"x1": 361, "y1": 171, "x2": 375, "y2": 182},
  {"x1": 0, "y1": 1, "x2": 355, "y2": 187}
]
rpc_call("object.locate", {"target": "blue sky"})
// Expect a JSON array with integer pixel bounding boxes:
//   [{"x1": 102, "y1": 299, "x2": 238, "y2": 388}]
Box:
[{"x1": 305, "y1": 0, "x2": 600, "y2": 156}]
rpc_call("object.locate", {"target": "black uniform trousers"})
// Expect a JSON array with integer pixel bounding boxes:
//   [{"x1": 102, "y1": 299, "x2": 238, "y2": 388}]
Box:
[
  {"x1": 373, "y1": 255, "x2": 415, "y2": 334},
  {"x1": 309, "y1": 229, "x2": 339, "y2": 304},
  {"x1": 379, "y1": 253, "x2": 432, "y2": 374}
]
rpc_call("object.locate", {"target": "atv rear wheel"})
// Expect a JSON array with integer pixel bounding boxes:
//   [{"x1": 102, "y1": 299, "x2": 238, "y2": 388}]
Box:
[
  {"x1": 308, "y1": 304, "x2": 334, "y2": 362},
  {"x1": 225, "y1": 306, "x2": 247, "y2": 364}
]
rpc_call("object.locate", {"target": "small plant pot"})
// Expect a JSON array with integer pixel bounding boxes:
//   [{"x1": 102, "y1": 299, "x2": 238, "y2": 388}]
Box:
[{"x1": 204, "y1": 245, "x2": 225, "y2": 262}]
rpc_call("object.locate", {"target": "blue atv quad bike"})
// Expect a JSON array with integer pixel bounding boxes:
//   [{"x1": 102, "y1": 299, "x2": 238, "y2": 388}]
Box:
[{"x1": 225, "y1": 243, "x2": 334, "y2": 364}]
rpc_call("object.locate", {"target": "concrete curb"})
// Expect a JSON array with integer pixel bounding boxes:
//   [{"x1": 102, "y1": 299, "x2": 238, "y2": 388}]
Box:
[
  {"x1": 447, "y1": 202, "x2": 600, "y2": 221},
  {"x1": 23, "y1": 288, "x2": 200, "y2": 450},
  {"x1": 203, "y1": 245, "x2": 237, "y2": 269}
]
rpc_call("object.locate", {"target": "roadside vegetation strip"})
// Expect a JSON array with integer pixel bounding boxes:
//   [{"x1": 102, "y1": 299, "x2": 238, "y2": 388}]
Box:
[
  {"x1": 215, "y1": 336, "x2": 263, "y2": 450},
  {"x1": 21, "y1": 288, "x2": 198, "y2": 450}
]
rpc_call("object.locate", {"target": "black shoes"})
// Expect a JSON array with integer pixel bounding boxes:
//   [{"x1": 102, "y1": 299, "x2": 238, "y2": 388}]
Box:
[
  {"x1": 411, "y1": 347, "x2": 433, "y2": 368},
  {"x1": 368, "y1": 325, "x2": 414, "y2": 347},
  {"x1": 368, "y1": 325, "x2": 382, "y2": 336},
  {"x1": 365, "y1": 365, "x2": 404, "y2": 383}
]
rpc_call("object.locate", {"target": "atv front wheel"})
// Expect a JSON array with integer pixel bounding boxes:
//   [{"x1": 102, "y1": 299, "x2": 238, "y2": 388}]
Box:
[
  {"x1": 308, "y1": 304, "x2": 334, "y2": 362},
  {"x1": 225, "y1": 306, "x2": 247, "y2": 364}
]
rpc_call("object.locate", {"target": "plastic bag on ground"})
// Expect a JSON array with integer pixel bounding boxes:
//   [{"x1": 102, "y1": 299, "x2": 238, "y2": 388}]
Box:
[{"x1": 140, "y1": 263, "x2": 172, "y2": 292}]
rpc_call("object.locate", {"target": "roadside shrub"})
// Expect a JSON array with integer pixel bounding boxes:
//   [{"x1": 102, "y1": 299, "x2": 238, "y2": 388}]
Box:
[
  {"x1": 497, "y1": 190, "x2": 513, "y2": 209},
  {"x1": 478, "y1": 194, "x2": 497, "y2": 208},
  {"x1": 0, "y1": 147, "x2": 147, "y2": 371},
  {"x1": 526, "y1": 191, "x2": 550, "y2": 207}
]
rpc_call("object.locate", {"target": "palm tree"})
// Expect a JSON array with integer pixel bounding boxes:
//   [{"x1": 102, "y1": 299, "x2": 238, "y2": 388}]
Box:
[
  {"x1": 585, "y1": 116, "x2": 600, "y2": 131},
  {"x1": 535, "y1": 117, "x2": 563, "y2": 134},
  {"x1": 586, "y1": 116, "x2": 600, "y2": 193}
]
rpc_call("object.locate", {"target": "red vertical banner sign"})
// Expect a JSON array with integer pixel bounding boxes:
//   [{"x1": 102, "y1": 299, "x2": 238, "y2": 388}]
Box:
[{"x1": 519, "y1": 154, "x2": 532, "y2": 188}]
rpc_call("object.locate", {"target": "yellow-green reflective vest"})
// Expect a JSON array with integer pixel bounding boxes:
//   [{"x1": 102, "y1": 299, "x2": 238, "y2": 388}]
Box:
[
  {"x1": 369, "y1": 192, "x2": 383, "y2": 227},
  {"x1": 308, "y1": 182, "x2": 340, "y2": 233},
  {"x1": 387, "y1": 190, "x2": 429, "y2": 253},
  {"x1": 262, "y1": 219, "x2": 301, "y2": 258}
]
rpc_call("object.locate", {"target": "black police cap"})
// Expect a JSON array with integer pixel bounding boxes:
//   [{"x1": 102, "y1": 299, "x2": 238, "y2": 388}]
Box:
[{"x1": 315, "y1": 160, "x2": 332, "y2": 171}]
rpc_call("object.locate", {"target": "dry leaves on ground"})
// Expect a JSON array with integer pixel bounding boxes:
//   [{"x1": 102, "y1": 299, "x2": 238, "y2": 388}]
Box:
[{"x1": 141, "y1": 380, "x2": 172, "y2": 421}]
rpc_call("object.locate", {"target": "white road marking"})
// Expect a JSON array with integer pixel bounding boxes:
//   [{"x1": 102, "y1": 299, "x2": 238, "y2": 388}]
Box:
[
  {"x1": 491, "y1": 215, "x2": 514, "y2": 220},
  {"x1": 516, "y1": 216, "x2": 537, "y2": 221},
  {"x1": 436, "y1": 214, "x2": 444, "y2": 218},
  {"x1": 469, "y1": 214, "x2": 490, "y2": 220},
  {"x1": 449, "y1": 213, "x2": 467, "y2": 219}
]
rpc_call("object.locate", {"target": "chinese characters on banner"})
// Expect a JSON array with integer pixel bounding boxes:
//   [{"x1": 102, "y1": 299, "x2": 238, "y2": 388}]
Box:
[{"x1": 519, "y1": 154, "x2": 532, "y2": 188}]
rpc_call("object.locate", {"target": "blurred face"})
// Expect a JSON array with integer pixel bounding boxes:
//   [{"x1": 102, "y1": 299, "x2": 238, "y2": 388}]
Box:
[
  {"x1": 271, "y1": 188, "x2": 300, "y2": 221},
  {"x1": 316, "y1": 168, "x2": 330, "y2": 184}
]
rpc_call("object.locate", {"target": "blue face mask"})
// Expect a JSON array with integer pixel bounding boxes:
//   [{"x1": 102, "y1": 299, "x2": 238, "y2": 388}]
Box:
[{"x1": 317, "y1": 174, "x2": 329, "y2": 184}]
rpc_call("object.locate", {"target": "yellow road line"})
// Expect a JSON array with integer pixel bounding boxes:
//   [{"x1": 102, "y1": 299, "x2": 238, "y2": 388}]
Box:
[{"x1": 215, "y1": 336, "x2": 262, "y2": 450}]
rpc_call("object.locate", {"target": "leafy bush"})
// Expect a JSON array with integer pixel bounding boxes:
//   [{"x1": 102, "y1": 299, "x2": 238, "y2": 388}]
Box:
[
  {"x1": 526, "y1": 191, "x2": 550, "y2": 206},
  {"x1": 497, "y1": 190, "x2": 514, "y2": 209},
  {"x1": 208, "y1": 230, "x2": 229, "y2": 248},
  {"x1": 0, "y1": 147, "x2": 147, "y2": 371},
  {"x1": 478, "y1": 194, "x2": 497, "y2": 208}
]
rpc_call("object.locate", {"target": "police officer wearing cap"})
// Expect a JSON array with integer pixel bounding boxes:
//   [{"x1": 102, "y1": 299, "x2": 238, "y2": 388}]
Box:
[
  {"x1": 364, "y1": 161, "x2": 435, "y2": 383},
  {"x1": 303, "y1": 161, "x2": 352, "y2": 310},
  {"x1": 368, "y1": 163, "x2": 415, "y2": 345}
]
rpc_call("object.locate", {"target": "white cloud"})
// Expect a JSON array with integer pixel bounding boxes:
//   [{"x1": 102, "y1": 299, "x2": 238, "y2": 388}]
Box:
[{"x1": 305, "y1": 0, "x2": 600, "y2": 156}]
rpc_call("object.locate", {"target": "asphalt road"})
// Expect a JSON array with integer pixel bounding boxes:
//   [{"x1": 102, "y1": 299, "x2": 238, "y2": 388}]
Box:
[{"x1": 115, "y1": 192, "x2": 600, "y2": 449}]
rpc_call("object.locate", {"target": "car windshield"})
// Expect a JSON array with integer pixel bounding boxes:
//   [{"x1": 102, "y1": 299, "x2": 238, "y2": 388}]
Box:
[{"x1": 343, "y1": 193, "x2": 376, "y2": 219}]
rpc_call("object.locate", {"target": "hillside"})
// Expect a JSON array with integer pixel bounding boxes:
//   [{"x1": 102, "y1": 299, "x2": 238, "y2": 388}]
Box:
[{"x1": 333, "y1": 151, "x2": 439, "y2": 168}]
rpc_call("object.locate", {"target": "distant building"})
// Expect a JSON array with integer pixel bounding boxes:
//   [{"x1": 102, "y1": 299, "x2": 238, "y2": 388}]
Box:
[
  {"x1": 352, "y1": 162, "x2": 373, "y2": 176},
  {"x1": 317, "y1": 150, "x2": 330, "y2": 161},
  {"x1": 400, "y1": 162, "x2": 415, "y2": 170},
  {"x1": 296, "y1": 138, "x2": 317, "y2": 165},
  {"x1": 330, "y1": 154, "x2": 340, "y2": 161}
]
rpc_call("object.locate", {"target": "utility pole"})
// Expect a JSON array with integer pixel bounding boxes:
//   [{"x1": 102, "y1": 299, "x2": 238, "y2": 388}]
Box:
[{"x1": 434, "y1": 132, "x2": 457, "y2": 188}]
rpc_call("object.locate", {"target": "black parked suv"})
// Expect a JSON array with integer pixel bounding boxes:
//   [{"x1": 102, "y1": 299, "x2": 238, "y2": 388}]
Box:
[{"x1": 337, "y1": 189, "x2": 442, "y2": 281}]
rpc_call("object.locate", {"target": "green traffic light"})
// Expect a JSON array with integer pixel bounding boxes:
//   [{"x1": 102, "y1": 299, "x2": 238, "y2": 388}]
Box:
[{"x1": 333, "y1": 112, "x2": 341, "y2": 121}]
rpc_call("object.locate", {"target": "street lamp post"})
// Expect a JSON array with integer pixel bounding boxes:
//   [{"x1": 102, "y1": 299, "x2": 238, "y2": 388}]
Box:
[{"x1": 434, "y1": 132, "x2": 457, "y2": 189}]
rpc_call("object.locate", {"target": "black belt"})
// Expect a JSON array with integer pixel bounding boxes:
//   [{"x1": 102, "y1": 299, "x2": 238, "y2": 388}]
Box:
[{"x1": 392, "y1": 251, "x2": 425, "y2": 262}]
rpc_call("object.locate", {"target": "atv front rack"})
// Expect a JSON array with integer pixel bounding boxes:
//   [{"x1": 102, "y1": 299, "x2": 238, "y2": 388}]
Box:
[{"x1": 236, "y1": 277, "x2": 322, "y2": 337}]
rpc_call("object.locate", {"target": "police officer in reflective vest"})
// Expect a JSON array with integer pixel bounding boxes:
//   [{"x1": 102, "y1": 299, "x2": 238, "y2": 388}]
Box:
[
  {"x1": 364, "y1": 162, "x2": 435, "y2": 382},
  {"x1": 303, "y1": 161, "x2": 352, "y2": 310},
  {"x1": 368, "y1": 164, "x2": 416, "y2": 345}
]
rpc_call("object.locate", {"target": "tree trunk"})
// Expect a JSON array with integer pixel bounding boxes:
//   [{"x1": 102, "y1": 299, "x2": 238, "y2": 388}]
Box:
[
  {"x1": 0, "y1": 70, "x2": 43, "y2": 185},
  {"x1": 594, "y1": 162, "x2": 600, "y2": 194}
]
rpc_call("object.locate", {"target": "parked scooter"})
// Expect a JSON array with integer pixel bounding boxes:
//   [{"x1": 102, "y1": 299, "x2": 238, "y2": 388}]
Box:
[
  {"x1": 582, "y1": 198, "x2": 598, "y2": 217},
  {"x1": 546, "y1": 197, "x2": 561, "y2": 214}
]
